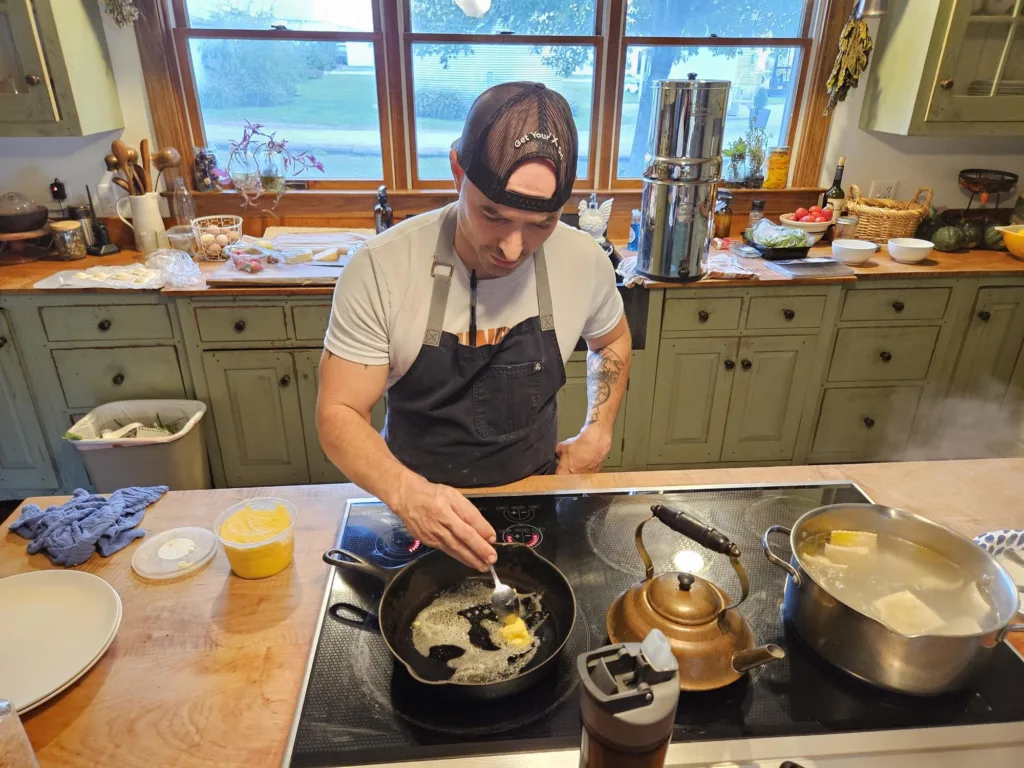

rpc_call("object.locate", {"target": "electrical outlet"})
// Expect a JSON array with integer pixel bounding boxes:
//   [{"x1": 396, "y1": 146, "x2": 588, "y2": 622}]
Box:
[{"x1": 869, "y1": 179, "x2": 899, "y2": 199}]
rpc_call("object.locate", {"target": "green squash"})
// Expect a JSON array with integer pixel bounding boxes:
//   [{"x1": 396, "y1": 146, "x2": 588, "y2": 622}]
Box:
[
  {"x1": 984, "y1": 224, "x2": 1006, "y2": 251},
  {"x1": 960, "y1": 220, "x2": 984, "y2": 249},
  {"x1": 932, "y1": 225, "x2": 968, "y2": 252}
]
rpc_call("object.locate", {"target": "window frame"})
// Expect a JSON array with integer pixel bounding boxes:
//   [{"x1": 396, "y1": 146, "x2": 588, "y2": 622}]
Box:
[{"x1": 149, "y1": 0, "x2": 846, "y2": 195}]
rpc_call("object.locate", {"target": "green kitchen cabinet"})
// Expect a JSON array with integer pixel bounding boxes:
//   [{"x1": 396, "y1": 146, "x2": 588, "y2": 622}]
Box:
[
  {"x1": 294, "y1": 350, "x2": 386, "y2": 483},
  {"x1": 647, "y1": 337, "x2": 737, "y2": 464},
  {"x1": 556, "y1": 355, "x2": 626, "y2": 468},
  {"x1": 722, "y1": 335, "x2": 817, "y2": 463},
  {"x1": 950, "y1": 287, "x2": 1024, "y2": 401},
  {"x1": 0, "y1": 311, "x2": 57, "y2": 491},
  {"x1": 203, "y1": 350, "x2": 309, "y2": 488}
]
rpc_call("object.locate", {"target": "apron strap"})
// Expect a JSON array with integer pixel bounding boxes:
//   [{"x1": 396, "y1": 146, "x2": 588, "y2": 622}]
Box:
[
  {"x1": 424, "y1": 205, "x2": 458, "y2": 347},
  {"x1": 422, "y1": 204, "x2": 557, "y2": 345}
]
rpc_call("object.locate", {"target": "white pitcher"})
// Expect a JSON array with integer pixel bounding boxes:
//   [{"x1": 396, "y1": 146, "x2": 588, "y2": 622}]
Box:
[{"x1": 116, "y1": 192, "x2": 169, "y2": 252}]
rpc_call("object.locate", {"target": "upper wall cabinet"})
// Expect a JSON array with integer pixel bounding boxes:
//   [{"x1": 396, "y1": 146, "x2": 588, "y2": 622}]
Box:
[
  {"x1": 0, "y1": 0, "x2": 122, "y2": 136},
  {"x1": 860, "y1": 0, "x2": 1024, "y2": 136}
]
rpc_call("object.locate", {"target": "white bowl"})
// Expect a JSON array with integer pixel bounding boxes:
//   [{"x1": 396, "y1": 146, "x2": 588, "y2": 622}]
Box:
[
  {"x1": 779, "y1": 213, "x2": 831, "y2": 235},
  {"x1": 832, "y1": 239, "x2": 876, "y2": 265},
  {"x1": 887, "y1": 237, "x2": 934, "y2": 264}
]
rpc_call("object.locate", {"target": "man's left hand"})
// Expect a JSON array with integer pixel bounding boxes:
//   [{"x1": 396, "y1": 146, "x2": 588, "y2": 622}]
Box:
[{"x1": 555, "y1": 427, "x2": 612, "y2": 475}]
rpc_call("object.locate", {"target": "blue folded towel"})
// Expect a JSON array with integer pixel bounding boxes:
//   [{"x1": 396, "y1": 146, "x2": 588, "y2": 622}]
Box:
[{"x1": 9, "y1": 486, "x2": 168, "y2": 567}]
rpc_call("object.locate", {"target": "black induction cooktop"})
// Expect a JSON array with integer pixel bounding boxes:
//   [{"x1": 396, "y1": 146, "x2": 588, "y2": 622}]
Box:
[{"x1": 285, "y1": 483, "x2": 1024, "y2": 767}]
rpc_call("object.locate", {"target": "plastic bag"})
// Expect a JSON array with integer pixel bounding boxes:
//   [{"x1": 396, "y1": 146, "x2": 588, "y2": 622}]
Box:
[
  {"x1": 65, "y1": 400, "x2": 206, "y2": 449},
  {"x1": 751, "y1": 219, "x2": 818, "y2": 248},
  {"x1": 31, "y1": 262, "x2": 165, "y2": 290},
  {"x1": 146, "y1": 248, "x2": 206, "y2": 288}
]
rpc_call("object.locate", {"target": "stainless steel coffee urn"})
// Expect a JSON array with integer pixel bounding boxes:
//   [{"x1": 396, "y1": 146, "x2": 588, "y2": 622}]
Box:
[{"x1": 636, "y1": 77, "x2": 731, "y2": 282}]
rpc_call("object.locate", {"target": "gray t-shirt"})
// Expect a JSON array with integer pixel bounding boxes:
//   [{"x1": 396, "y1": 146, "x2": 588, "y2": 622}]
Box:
[{"x1": 325, "y1": 206, "x2": 624, "y2": 390}]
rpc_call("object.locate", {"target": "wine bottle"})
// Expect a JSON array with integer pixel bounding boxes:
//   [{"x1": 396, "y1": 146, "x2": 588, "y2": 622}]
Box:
[{"x1": 824, "y1": 157, "x2": 846, "y2": 214}]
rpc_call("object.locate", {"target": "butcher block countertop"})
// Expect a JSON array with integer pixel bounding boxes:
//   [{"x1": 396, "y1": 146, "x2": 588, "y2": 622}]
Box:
[
  {"x1": 1, "y1": 247, "x2": 1023, "y2": 295},
  {"x1": 3, "y1": 459, "x2": 1024, "y2": 768}
]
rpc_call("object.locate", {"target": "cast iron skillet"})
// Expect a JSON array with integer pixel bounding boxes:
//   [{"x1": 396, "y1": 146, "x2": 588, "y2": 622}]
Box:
[{"x1": 322, "y1": 542, "x2": 576, "y2": 700}]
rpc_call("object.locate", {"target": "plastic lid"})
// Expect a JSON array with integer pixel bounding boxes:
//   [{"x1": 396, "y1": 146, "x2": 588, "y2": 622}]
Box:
[
  {"x1": 0, "y1": 192, "x2": 35, "y2": 215},
  {"x1": 132, "y1": 527, "x2": 217, "y2": 580},
  {"x1": 50, "y1": 220, "x2": 82, "y2": 232}
]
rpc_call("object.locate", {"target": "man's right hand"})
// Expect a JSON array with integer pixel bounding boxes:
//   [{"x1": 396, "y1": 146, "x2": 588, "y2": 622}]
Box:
[{"x1": 390, "y1": 475, "x2": 497, "y2": 571}]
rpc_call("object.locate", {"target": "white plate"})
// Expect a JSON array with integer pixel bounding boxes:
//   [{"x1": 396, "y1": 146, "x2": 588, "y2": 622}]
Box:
[{"x1": 0, "y1": 570, "x2": 122, "y2": 712}]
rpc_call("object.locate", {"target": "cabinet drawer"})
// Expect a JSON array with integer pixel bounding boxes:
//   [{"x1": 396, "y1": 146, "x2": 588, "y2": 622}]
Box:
[
  {"x1": 841, "y1": 288, "x2": 951, "y2": 322},
  {"x1": 663, "y1": 297, "x2": 742, "y2": 332},
  {"x1": 746, "y1": 296, "x2": 826, "y2": 330},
  {"x1": 40, "y1": 304, "x2": 173, "y2": 342},
  {"x1": 195, "y1": 306, "x2": 288, "y2": 342},
  {"x1": 292, "y1": 305, "x2": 331, "y2": 341},
  {"x1": 811, "y1": 386, "x2": 921, "y2": 459},
  {"x1": 52, "y1": 346, "x2": 186, "y2": 409},
  {"x1": 828, "y1": 326, "x2": 939, "y2": 382}
]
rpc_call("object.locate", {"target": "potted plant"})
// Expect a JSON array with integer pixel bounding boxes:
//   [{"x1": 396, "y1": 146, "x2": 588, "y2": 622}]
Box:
[
  {"x1": 743, "y1": 115, "x2": 772, "y2": 189},
  {"x1": 723, "y1": 138, "x2": 747, "y2": 186},
  {"x1": 225, "y1": 121, "x2": 325, "y2": 209}
]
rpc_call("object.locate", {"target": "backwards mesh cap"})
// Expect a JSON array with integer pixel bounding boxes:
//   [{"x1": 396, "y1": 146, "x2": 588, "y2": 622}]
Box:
[{"x1": 453, "y1": 82, "x2": 578, "y2": 213}]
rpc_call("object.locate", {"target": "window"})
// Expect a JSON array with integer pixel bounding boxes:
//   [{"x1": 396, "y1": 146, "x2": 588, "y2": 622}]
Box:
[{"x1": 167, "y1": 0, "x2": 817, "y2": 191}]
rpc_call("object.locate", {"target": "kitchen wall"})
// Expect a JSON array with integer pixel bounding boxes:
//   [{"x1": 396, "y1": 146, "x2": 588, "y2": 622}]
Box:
[
  {"x1": 818, "y1": 20, "x2": 1024, "y2": 210},
  {"x1": 0, "y1": 14, "x2": 155, "y2": 217}
]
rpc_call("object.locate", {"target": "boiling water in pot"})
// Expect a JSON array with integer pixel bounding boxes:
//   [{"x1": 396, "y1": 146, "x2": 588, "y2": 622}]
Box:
[{"x1": 798, "y1": 531, "x2": 996, "y2": 636}]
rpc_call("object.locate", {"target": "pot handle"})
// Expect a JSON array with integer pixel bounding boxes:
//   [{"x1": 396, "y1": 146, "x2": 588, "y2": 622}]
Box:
[
  {"x1": 997, "y1": 623, "x2": 1024, "y2": 644},
  {"x1": 323, "y1": 548, "x2": 395, "y2": 584},
  {"x1": 328, "y1": 602, "x2": 381, "y2": 632},
  {"x1": 762, "y1": 525, "x2": 802, "y2": 588}
]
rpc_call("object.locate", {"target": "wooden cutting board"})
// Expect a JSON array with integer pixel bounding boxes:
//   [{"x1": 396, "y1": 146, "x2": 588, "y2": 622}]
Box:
[{"x1": 205, "y1": 257, "x2": 348, "y2": 287}]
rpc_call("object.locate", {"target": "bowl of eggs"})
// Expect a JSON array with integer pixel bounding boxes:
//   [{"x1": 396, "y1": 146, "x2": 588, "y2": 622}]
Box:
[{"x1": 191, "y1": 215, "x2": 243, "y2": 260}]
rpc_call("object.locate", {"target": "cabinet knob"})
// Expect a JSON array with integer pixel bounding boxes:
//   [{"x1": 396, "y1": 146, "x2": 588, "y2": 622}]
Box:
[
  {"x1": 697, "y1": 309, "x2": 710, "y2": 323},
  {"x1": 279, "y1": 374, "x2": 291, "y2": 387},
  {"x1": 724, "y1": 359, "x2": 735, "y2": 370},
  {"x1": 741, "y1": 359, "x2": 752, "y2": 370},
  {"x1": 112, "y1": 373, "x2": 125, "y2": 386},
  {"x1": 97, "y1": 319, "x2": 112, "y2": 332},
  {"x1": 234, "y1": 320, "x2": 247, "y2": 333},
  {"x1": 863, "y1": 416, "x2": 875, "y2": 428},
  {"x1": 879, "y1": 350, "x2": 892, "y2": 362},
  {"x1": 0, "y1": 336, "x2": 6, "y2": 349},
  {"x1": 940, "y1": 78, "x2": 954, "y2": 90},
  {"x1": 977, "y1": 310, "x2": 992, "y2": 322},
  {"x1": 892, "y1": 300, "x2": 905, "y2": 312},
  {"x1": 24, "y1": 74, "x2": 41, "y2": 86},
  {"x1": 782, "y1": 308, "x2": 795, "y2": 321}
]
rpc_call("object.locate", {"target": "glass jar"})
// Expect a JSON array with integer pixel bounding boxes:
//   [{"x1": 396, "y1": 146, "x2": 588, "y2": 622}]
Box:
[
  {"x1": 50, "y1": 220, "x2": 87, "y2": 260},
  {"x1": 714, "y1": 190, "x2": 734, "y2": 238},
  {"x1": 835, "y1": 215, "x2": 860, "y2": 240},
  {"x1": 748, "y1": 199, "x2": 766, "y2": 232},
  {"x1": 762, "y1": 146, "x2": 791, "y2": 189}
]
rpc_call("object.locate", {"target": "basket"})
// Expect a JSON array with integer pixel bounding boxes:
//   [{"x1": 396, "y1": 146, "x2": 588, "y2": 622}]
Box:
[
  {"x1": 846, "y1": 185, "x2": 933, "y2": 243},
  {"x1": 191, "y1": 215, "x2": 243, "y2": 260}
]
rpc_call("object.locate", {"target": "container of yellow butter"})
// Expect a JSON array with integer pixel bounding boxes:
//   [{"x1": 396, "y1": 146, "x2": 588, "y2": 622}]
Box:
[{"x1": 214, "y1": 497, "x2": 296, "y2": 579}]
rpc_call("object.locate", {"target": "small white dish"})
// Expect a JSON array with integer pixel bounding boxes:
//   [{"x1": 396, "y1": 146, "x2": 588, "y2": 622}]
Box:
[
  {"x1": 831, "y1": 238, "x2": 875, "y2": 265},
  {"x1": 0, "y1": 570, "x2": 122, "y2": 712},
  {"x1": 887, "y1": 237, "x2": 934, "y2": 263}
]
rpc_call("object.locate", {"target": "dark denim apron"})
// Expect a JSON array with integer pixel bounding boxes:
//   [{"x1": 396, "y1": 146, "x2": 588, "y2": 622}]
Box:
[{"x1": 383, "y1": 205, "x2": 566, "y2": 488}]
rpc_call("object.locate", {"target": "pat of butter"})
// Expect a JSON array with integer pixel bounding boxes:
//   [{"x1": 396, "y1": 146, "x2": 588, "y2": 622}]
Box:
[
  {"x1": 313, "y1": 248, "x2": 340, "y2": 262},
  {"x1": 283, "y1": 249, "x2": 314, "y2": 264},
  {"x1": 256, "y1": 240, "x2": 273, "y2": 249}
]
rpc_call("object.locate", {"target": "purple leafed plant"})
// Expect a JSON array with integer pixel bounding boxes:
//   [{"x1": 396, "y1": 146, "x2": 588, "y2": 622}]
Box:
[{"x1": 226, "y1": 120, "x2": 324, "y2": 213}]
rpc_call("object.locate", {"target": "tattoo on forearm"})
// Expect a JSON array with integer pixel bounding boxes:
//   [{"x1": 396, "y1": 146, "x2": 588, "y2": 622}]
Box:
[{"x1": 585, "y1": 346, "x2": 624, "y2": 426}]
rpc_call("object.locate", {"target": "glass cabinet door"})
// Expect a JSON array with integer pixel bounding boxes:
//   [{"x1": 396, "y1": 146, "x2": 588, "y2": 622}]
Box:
[
  {"x1": 0, "y1": 0, "x2": 58, "y2": 123},
  {"x1": 928, "y1": 0, "x2": 1024, "y2": 122}
]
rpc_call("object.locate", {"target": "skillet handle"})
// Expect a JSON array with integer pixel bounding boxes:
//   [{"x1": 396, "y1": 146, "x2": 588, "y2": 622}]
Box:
[
  {"x1": 997, "y1": 623, "x2": 1024, "y2": 644},
  {"x1": 328, "y1": 602, "x2": 381, "y2": 632},
  {"x1": 762, "y1": 526, "x2": 802, "y2": 588},
  {"x1": 323, "y1": 548, "x2": 394, "y2": 584}
]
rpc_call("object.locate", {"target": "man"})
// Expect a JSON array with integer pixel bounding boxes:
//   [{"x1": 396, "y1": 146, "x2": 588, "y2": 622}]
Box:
[{"x1": 317, "y1": 82, "x2": 630, "y2": 572}]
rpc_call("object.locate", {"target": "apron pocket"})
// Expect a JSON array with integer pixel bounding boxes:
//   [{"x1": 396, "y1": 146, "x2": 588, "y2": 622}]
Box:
[{"x1": 473, "y1": 361, "x2": 544, "y2": 438}]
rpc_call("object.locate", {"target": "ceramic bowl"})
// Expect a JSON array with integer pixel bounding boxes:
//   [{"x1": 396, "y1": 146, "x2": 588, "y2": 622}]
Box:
[
  {"x1": 887, "y1": 238, "x2": 934, "y2": 263},
  {"x1": 996, "y1": 225, "x2": 1024, "y2": 258},
  {"x1": 779, "y1": 214, "x2": 832, "y2": 235},
  {"x1": 831, "y1": 238, "x2": 875, "y2": 265}
]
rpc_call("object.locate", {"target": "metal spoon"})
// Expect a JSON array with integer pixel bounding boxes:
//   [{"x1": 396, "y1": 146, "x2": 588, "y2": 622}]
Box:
[{"x1": 488, "y1": 564, "x2": 520, "y2": 619}]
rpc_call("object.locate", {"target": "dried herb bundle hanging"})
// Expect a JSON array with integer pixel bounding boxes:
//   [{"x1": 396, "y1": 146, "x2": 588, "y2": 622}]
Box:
[{"x1": 825, "y1": 12, "x2": 874, "y2": 115}]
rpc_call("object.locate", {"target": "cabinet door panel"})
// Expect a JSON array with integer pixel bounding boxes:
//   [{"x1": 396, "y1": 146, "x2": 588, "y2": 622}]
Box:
[
  {"x1": 0, "y1": 0, "x2": 59, "y2": 123},
  {"x1": 294, "y1": 350, "x2": 386, "y2": 483},
  {"x1": 203, "y1": 351, "x2": 308, "y2": 487},
  {"x1": 647, "y1": 337, "x2": 738, "y2": 465},
  {"x1": 0, "y1": 313, "x2": 57, "y2": 489},
  {"x1": 951, "y1": 287, "x2": 1024, "y2": 400},
  {"x1": 811, "y1": 386, "x2": 922, "y2": 461},
  {"x1": 723, "y1": 336, "x2": 816, "y2": 462},
  {"x1": 556, "y1": 358, "x2": 626, "y2": 468}
]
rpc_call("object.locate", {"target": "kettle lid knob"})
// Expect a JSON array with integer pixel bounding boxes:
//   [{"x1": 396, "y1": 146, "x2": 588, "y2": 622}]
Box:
[{"x1": 677, "y1": 573, "x2": 695, "y2": 591}]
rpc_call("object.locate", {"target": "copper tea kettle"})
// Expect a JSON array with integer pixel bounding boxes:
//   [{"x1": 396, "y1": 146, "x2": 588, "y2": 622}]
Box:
[{"x1": 607, "y1": 504, "x2": 784, "y2": 691}]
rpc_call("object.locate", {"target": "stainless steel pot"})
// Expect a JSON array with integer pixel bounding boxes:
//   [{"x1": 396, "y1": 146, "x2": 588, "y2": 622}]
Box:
[{"x1": 762, "y1": 503, "x2": 1024, "y2": 696}]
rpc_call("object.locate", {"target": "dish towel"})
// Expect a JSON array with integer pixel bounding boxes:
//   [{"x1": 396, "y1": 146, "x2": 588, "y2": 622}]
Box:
[{"x1": 9, "y1": 486, "x2": 168, "y2": 567}]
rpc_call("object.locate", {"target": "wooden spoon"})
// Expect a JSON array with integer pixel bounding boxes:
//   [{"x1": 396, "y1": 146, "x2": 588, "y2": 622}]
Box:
[
  {"x1": 140, "y1": 138, "x2": 152, "y2": 193},
  {"x1": 132, "y1": 163, "x2": 148, "y2": 195},
  {"x1": 111, "y1": 177, "x2": 132, "y2": 193},
  {"x1": 104, "y1": 153, "x2": 119, "y2": 172},
  {"x1": 111, "y1": 140, "x2": 137, "y2": 195}
]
